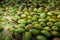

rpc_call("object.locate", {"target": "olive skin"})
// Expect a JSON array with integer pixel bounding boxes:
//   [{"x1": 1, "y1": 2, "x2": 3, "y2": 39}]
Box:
[
  {"x1": 36, "y1": 35, "x2": 47, "y2": 40},
  {"x1": 41, "y1": 30, "x2": 51, "y2": 37},
  {"x1": 23, "y1": 32, "x2": 32, "y2": 40},
  {"x1": 0, "y1": 0, "x2": 60, "y2": 40},
  {"x1": 29, "y1": 29, "x2": 40, "y2": 35},
  {"x1": 15, "y1": 28, "x2": 25, "y2": 33},
  {"x1": 3, "y1": 35, "x2": 12, "y2": 40}
]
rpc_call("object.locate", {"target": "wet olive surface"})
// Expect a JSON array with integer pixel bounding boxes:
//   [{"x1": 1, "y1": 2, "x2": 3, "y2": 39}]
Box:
[{"x1": 0, "y1": 0, "x2": 60, "y2": 40}]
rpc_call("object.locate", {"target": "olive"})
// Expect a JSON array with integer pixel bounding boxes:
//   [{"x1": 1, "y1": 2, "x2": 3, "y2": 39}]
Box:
[{"x1": 36, "y1": 35, "x2": 47, "y2": 40}]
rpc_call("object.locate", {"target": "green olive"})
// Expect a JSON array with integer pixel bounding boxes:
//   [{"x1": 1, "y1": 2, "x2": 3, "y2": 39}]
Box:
[
  {"x1": 41, "y1": 30, "x2": 51, "y2": 37},
  {"x1": 8, "y1": 27, "x2": 15, "y2": 32},
  {"x1": 33, "y1": 24, "x2": 43, "y2": 29},
  {"x1": 47, "y1": 22, "x2": 53, "y2": 27},
  {"x1": 0, "y1": 32, "x2": 3, "y2": 40},
  {"x1": 32, "y1": 16, "x2": 38, "y2": 21},
  {"x1": 25, "y1": 24, "x2": 33, "y2": 30},
  {"x1": 57, "y1": 15, "x2": 60, "y2": 18},
  {"x1": 27, "y1": 19, "x2": 32, "y2": 24},
  {"x1": 36, "y1": 35, "x2": 47, "y2": 40},
  {"x1": 39, "y1": 22, "x2": 46, "y2": 27},
  {"x1": 49, "y1": 19, "x2": 56, "y2": 22},
  {"x1": 18, "y1": 19, "x2": 26, "y2": 24},
  {"x1": 29, "y1": 29, "x2": 40, "y2": 35},
  {"x1": 43, "y1": 26, "x2": 51, "y2": 31},
  {"x1": 21, "y1": 14, "x2": 27, "y2": 18},
  {"x1": 32, "y1": 22, "x2": 38, "y2": 25},
  {"x1": 38, "y1": 19, "x2": 46, "y2": 22},
  {"x1": 17, "y1": 24, "x2": 26, "y2": 28},
  {"x1": 23, "y1": 32, "x2": 32, "y2": 40},
  {"x1": 51, "y1": 31, "x2": 59, "y2": 36},
  {"x1": 39, "y1": 13, "x2": 46, "y2": 19},
  {"x1": 13, "y1": 15, "x2": 20, "y2": 21},
  {"x1": 37, "y1": 7, "x2": 43, "y2": 13},
  {"x1": 15, "y1": 28, "x2": 25, "y2": 33},
  {"x1": 51, "y1": 26, "x2": 58, "y2": 30},
  {"x1": 27, "y1": 16, "x2": 32, "y2": 19},
  {"x1": 47, "y1": 11, "x2": 53, "y2": 16},
  {"x1": 46, "y1": 16, "x2": 51, "y2": 20},
  {"x1": 54, "y1": 22, "x2": 60, "y2": 27},
  {"x1": 55, "y1": 11, "x2": 60, "y2": 15},
  {"x1": 4, "y1": 35, "x2": 12, "y2": 40}
]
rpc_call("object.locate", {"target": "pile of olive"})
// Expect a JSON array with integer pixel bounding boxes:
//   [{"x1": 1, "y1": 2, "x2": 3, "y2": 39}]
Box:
[{"x1": 0, "y1": 0, "x2": 60, "y2": 40}]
